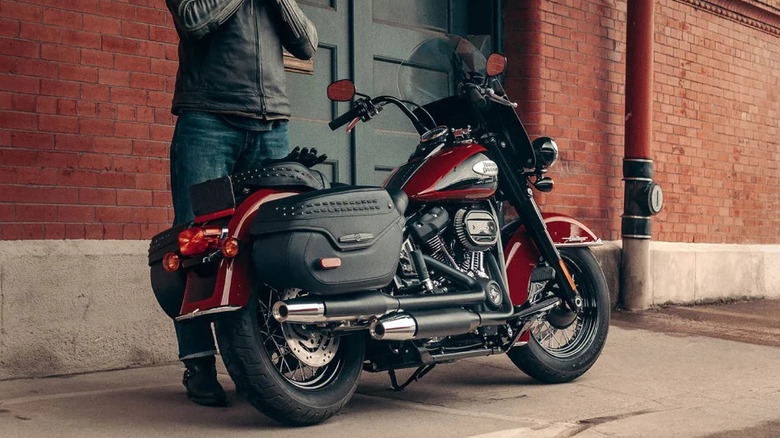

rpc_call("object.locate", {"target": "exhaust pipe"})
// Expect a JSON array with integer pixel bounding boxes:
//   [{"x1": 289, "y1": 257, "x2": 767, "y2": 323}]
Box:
[
  {"x1": 273, "y1": 300, "x2": 328, "y2": 323},
  {"x1": 274, "y1": 254, "x2": 487, "y2": 324},
  {"x1": 370, "y1": 308, "x2": 482, "y2": 340},
  {"x1": 369, "y1": 314, "x2": 417, "y2": 340}
]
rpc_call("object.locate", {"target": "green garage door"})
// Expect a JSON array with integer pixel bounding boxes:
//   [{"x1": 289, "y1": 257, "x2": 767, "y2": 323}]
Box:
[{"x1": 287, "y1": 0, "x2": 500, "y2": 185}]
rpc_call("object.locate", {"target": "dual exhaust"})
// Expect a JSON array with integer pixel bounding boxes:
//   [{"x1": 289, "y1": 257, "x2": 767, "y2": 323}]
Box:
[
  {"x1": 274, "y1": 298, "x2": 482, "y2": 341},
  {"x1": 271, "y1": 253, "x2": 559, "y2": 341},
  {"x1": 272, "y1": 294, "x2": 482, "y2": 340},
  {"x1": 273, "y1": 291, "x2": 560, "y2": 342}
]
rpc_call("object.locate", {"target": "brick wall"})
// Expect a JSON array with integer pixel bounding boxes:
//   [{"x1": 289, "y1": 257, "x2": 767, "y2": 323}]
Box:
[
  {"x1": 0, "y1": 0, "x2": 178, "y2": 239},
  {"x1": 1, "y1": 0, "x2": 778, "y2": 243},
  {"x1": 504, "y1": 0, "x2": 780, "y2": 244}
]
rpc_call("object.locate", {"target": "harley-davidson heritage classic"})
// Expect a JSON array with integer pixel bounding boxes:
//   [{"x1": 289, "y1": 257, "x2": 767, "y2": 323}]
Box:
[{"x1": 149, "y1": 35, "x2": 609, "y2": 426}]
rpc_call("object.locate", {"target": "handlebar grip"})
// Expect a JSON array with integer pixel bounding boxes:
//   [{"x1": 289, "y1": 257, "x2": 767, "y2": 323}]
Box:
[{"x1": 329, "y1": 108, "x2": 360, "y2": 131}]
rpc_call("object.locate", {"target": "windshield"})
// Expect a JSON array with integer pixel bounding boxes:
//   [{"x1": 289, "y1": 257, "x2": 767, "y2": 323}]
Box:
[{"x1": 396, "y1": 35, "x2": 492, "y2": 107}]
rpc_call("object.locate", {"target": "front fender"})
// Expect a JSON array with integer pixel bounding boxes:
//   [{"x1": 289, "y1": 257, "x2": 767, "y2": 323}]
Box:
[
  {"x1": 542, "y1": 213, "x2": 602, "y2": 247},
  {"x1": 502, "y1": 213, "x2": 601, "y2": 343},
  {"x1": 502, "y1": 213, "x2": 601, "y2": 306},
  {"x1": 177, "y1": 189, "x2": 300, "y2": 320}
]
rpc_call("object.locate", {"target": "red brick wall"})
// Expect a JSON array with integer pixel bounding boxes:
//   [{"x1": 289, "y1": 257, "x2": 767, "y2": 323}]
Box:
[
  {"x1": 504, "y1": 0, "x2": 780, "y2": 244},
  {"x1": 0, "y1": 0, "x2": 178, "y2": 239},
  {"x1": 1, "y1": 0, "x2": 778, "y2": 243}
]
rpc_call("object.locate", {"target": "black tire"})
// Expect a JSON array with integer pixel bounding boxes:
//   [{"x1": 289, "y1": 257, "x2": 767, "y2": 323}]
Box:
[
  {"x1": 507, "y1": 247, "x2": 609, "y2": 383},
  {"x1": 215, "y1": 287, "x2": 365, "y2": 426}
]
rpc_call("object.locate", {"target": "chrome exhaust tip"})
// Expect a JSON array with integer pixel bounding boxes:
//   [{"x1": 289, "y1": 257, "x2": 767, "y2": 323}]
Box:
[
  {"x1": 272, "y1": 301, "x2": 326, "y2": 323},
  {"x1": 271, "y1": 301, "x2": 289, "y2": 322},
  {"x1": 370, "y1": 314, "x2": 417, "y2": 340}
]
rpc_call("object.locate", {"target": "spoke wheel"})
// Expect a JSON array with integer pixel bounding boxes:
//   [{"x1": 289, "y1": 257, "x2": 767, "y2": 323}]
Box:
[
  {"x1": 530, "y1": 257, "x2": 599, "y2": 359},
  {"x1": 256, "y1": 288, "x2": 343, "y2": 390},
  {"x1": 216, "y1": 285, "x2": 365, "y2": 426},
  {"x1": 508, "y1": 247, "x2": 609, "y2": 383}
]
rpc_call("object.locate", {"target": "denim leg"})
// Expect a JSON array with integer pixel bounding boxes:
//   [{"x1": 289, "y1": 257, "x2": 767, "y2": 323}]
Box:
[
  {"x1": 170, "y1": 111, "x2": 248, "y2": 225},
  {"x1": 169, "y1": 111, "x2": 248, "y2": 359},
  {"x1": 235, "y1": 120, "x2": 290, "y2": 171}
]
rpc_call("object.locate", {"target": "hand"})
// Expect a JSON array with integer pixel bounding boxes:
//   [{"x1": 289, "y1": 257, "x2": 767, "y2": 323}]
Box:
[{"x1": 281, "y1": 146, "x2": 328, "y2": 168}]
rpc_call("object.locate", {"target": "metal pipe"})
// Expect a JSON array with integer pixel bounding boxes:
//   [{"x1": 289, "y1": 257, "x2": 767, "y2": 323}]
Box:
[
  {"x1": 370, "y1": 308, "x2": 481, "y2": 341},
  {"x1": 622, "y1": 0, "x2": 657, "y2": 310},
  {"x1": 274, "y1": 256, "x2": 487, "y2": 324}
]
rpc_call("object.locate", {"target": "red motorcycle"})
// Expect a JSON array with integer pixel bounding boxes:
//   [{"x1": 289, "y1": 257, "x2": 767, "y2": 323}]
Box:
[{"x1": 149, "y1": 35, "x2": 609, "y2": 425}]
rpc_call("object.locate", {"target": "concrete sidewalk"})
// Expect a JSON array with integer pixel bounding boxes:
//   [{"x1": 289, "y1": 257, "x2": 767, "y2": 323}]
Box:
[{"x1": 2, "y1": 316, "x2": 780, "y2": 438}]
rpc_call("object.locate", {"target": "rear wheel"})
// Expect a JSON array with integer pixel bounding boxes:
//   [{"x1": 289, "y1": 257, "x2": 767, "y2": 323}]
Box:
[
  {"x1": 508, "y1": 247, "x2": 609, "y2": 383},
  {"x1": 216, "y1": 287, "x2": 364, "y2": 426}
]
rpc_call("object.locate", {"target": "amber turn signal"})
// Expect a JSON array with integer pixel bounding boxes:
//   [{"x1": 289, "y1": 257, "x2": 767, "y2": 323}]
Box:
[
  {"x1": 221, "y1": 237, "x2": 240, "y2": 258},
  {"x1": 162, "y1": 252, "x2": 181, "y2": 272}
]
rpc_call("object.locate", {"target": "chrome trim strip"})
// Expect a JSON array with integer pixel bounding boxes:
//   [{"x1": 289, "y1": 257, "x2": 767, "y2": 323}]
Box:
[
  {"x1": 175, "y1": 305, "x2": 242, "y2": 321},
  {"x1": 622, "y1": 234, "x2": 651, "y2": 239},
  {"x1": 554, "y1": 238, "x2": 604, "y2": 248}
]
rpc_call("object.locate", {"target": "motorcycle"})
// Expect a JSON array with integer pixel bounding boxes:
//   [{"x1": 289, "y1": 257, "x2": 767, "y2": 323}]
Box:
[{"x1": 149, "y1": 35, "x2": 609, "y2": 426}]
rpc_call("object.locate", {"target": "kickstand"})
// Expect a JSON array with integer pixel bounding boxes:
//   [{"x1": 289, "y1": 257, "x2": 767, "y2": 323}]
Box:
[{"x1": 388, "y1": 364, "x2": 436, "y2": 391}]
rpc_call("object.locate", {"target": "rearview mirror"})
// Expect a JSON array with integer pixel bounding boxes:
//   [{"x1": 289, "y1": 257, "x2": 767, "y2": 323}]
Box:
[
  {"x1": 486, "y1": 53, "x2": 507, "y2": 77},
  {"x1": 327, "y1": 79, "x2": 356, "y2": 102}
]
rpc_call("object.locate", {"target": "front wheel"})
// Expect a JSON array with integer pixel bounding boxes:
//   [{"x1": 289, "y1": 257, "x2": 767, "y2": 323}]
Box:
[
  {"x1": 215, "y1": 287, "x2": 364, "y2": 426},
  {"x1": 508, "y1": 247, "x2": 609, "y2": 383}
]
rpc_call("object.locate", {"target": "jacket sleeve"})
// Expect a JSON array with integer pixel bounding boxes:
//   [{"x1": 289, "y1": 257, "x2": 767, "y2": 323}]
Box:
[
  {"x1": 267, "y1": 0, "x2": 318, "y2": 60},
  {"x1": 167, "y1": 0, "x2": 246, "y2": 40}
]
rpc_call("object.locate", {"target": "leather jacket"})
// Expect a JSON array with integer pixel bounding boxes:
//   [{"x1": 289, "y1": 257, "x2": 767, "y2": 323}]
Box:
[{"x1": 166, "y1": 0, "x2": 317, "y2": 117}]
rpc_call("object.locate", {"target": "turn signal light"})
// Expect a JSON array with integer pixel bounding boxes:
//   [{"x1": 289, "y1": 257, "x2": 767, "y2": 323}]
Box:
[
  {"x1": 221, "y1": 237, "x2": 240, "y2": 258},
  {"x1": 319, "y1": 257, "x2": 342, "y2": 269},
  {"x1": 162, "y1": 252, "x2": 180, "y2": 272},
  {"x1": 178, "y1": 227, "x2": 222, "y2": 256}
]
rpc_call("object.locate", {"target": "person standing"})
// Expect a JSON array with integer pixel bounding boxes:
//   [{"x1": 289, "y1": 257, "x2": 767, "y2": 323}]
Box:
[{"x1": 164, "y1": 0, "x2": 317, "y2": 406}]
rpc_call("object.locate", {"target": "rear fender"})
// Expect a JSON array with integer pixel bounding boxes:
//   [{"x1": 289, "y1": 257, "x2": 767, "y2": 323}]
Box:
[{"x1": 176, "y1": 189, "x2": 299, "y2": 320}]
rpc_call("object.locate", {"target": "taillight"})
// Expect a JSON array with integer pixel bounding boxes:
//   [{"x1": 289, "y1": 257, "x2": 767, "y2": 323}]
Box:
[
  {"x1": 221, "y1": 237, "x2": 240, "y2": 258},
  {"x1": 178, "y1": 227, "x2": 222, "y2": 256},
  {"x1": 162, "y1": 252, "x2": 180, "y2": 272}
]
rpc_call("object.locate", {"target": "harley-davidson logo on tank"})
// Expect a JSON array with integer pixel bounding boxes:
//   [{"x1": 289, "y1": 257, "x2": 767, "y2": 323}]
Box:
[{"x1": 472, "y1": 160, "x2": 498, "y2": 176}]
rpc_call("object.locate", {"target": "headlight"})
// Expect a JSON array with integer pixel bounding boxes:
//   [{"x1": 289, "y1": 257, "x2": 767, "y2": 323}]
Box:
[{"x1": 531, "y1": 137, "x2": 558, "y2": 170}]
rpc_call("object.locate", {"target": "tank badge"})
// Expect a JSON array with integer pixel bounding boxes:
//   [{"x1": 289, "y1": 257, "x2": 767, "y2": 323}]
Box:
[{"x1": 472, "y1": 160, "x2": 499, "y2": 176}]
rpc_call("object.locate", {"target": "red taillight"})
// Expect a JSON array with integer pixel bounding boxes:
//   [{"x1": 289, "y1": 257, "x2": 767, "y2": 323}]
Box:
[
  {"x1": 221, "y1": 237, "x2": 240, "y2": 258},
  {"x1": 162, "y1": 252, "x2": 180, "y2": 272},
  {"x1": 178, "y1": 227, "x2": 222, "y2": 256}
]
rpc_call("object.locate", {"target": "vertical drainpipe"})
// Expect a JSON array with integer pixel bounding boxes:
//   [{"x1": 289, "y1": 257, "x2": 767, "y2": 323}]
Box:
[{"x1": 622, "y1": 0, "x2": 664, "y2": 310}]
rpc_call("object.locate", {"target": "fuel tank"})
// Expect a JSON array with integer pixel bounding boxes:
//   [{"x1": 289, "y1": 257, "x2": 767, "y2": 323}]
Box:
[{"x1": 384, "y1": 143, "x2": 498, "y2": 202}]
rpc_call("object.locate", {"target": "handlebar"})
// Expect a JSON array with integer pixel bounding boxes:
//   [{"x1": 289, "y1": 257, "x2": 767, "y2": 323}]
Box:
[
  {"x1": 462, "y1": 84, "x2": 488, "y2": 110},
  {"x1": 328, "y1": 107, "x2": 360, "y2": 131},
  {"x1": 328, "y1": 96, "x2": 428, "y2": 134}
]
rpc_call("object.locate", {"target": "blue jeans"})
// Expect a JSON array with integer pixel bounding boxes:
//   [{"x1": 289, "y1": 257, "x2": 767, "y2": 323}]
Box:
[{"x1": 170, "y1": 111, "x2": 289, "y2": 360}]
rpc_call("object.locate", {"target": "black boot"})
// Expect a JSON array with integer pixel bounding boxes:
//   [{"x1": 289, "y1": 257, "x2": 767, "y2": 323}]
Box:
[{"x1": 182, "y1": 355, "x2": 227, "y2": 406}]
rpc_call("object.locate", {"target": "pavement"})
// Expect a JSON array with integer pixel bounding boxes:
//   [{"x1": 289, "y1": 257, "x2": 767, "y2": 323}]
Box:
[{"x1": 1, "y1": 300, "x2": 779, "y2": 438}]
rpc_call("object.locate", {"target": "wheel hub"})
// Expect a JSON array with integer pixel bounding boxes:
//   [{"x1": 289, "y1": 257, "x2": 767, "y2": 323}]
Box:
[
  {"x1": 281, "y1": 324, "x2": 339, "y2": 367},
  {"x1": 280, "y1": 289, "x2": 339, "y2": 367}
]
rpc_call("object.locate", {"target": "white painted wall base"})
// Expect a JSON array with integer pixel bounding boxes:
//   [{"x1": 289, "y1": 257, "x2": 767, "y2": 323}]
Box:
[
  {"x1": 0, "y1": 241, "x2": 177, "y2": 380},
  {"x1": 0, "y1": 240, "x2": 777, "y2": 380}
]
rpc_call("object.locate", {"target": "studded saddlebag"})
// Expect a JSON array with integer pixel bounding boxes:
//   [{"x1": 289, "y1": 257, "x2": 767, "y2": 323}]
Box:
[{"x1": 250, "y1": 186, "x2": 405, "y2": 295}]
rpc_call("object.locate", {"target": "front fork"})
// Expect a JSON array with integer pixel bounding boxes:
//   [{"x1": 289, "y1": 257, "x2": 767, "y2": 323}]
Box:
[{"x1": 508, "y1": 186, "x2": 583, "y2": 314}]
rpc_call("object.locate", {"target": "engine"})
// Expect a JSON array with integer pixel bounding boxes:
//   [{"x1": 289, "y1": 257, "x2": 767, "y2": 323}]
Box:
[
  {"x1": 405, "y1": 204, "x2": 500, "y2": 281},
  {"x1": 395, "y1": 203, "x2": 507, "y2": 350}
]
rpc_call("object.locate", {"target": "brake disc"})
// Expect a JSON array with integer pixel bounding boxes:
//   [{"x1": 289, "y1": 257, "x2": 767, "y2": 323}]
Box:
[{"x1": 280, "y1": 289, "x2": 340, "y2": 367}]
